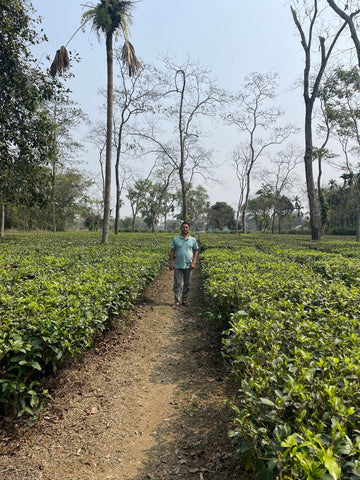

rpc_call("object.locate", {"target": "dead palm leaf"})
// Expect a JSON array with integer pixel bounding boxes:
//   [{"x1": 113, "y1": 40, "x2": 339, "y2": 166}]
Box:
[
  {"x1": 50, "y1": 45, "x2": 70, "y2": 78},
  {"x1": 121, "y1": 40, "x2": 141, "y2": 77},
  {"x1": 49, "y1": 18, "x2": 90, "y2": 78}
]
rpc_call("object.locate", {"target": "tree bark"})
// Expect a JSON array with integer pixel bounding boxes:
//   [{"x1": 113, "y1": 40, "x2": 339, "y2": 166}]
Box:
[
  {"x1": 115, "y1": 188, "x2": 120, "y2": 233},
  {"x1": 272, "y1": 210, "x2": 276, "y2": 235},
  {"x1": 180, "y1": 166, "x2": 187, "y2": 222},
  {"x1": 114, "y1": 123, "x2": 123, "y2": 234},
  {"x1": 235, "y1": 205, "x2": 240, "y2": 234},
  {"x1": 1, "y1": 204, "x2": 4, "y2": 237},
  {"x1": 51, "y1": 161, "x2": 56, "y2": 233},
  {"x1": 304, "y1": 103, "x2": 320, "y2": 240},
  {"x1": 51, "y1": 102, "x2": 57, "y2": 233},
  {"x1": 241, "y1": 170, "x2": 251, "y2": 234},
  {"x1": 102, "y1": 31, "x2": 114, "y2": 244}
]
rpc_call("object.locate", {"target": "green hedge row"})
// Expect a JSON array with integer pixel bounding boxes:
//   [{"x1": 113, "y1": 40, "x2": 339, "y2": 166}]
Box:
[
  {"x1": 200, "y1": 234, "x2": 360, "y2": 480},
  {"x1": 0, "y1": 232, "x2": 171, "y2": 416}
]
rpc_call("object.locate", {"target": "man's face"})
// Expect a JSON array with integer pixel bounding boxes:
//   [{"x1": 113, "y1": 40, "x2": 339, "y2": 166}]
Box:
[{"x1": 181, "y1": 224, "x2": 190, "y2": 235}]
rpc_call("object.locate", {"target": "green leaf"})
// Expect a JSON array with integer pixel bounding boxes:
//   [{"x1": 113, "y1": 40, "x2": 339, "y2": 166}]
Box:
[
  {"x1": 260, "y1": 397, "x2": 276, "y2": 407},
  {"x1": 323, "y1": 451, "x2": 341, "y2": 480}
]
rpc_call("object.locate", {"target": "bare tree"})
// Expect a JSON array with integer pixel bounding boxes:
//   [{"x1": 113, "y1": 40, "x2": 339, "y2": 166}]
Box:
[
  {"x1": 87, "y1": 123, "x2": 107, "y2": 201},
  {"x1": 135, "y1": 56, "x2": 226, "y2": 222},
  {"x1": 263, "y1": 145, "x2": 302, "y2": 233},
  {"x1": 290, "y1": 0, "x2": 353, "y2": 239},
  {"x1": 226, "y1": 72, "x2": 296, "y2": 233},
  {"x1": 110, "y1": 60, "x2": 160, "y2": 233},
  {"x1": 231, "y1": 145, "x2": 251, "y2": 234}
]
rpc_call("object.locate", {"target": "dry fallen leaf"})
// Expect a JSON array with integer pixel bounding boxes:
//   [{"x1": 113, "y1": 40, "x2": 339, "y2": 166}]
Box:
[
  {"x1": 86, "y1": 406, "x2": 99, "y2": 415},
  {"x1": 189, "y1": 467, "x2": 199, "y2": 473}
]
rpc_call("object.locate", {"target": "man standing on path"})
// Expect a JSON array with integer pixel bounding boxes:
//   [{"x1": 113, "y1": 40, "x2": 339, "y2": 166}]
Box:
[{"x1": 169, "y1": 222, "x2": 199, "y2": 309}]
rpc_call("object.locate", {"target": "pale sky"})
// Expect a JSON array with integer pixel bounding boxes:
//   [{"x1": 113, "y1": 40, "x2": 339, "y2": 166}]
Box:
[{"x1": 30, "y1": 0, "x2": 344, "y2": 218}]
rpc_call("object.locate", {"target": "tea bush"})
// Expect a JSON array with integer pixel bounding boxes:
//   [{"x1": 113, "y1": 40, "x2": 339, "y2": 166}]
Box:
[
  {"x1": 200, "y1": 234, "x2": 360, "y2": 479},
  {"x1": 0, "y1": 232, "x2": 171, "y2": 416}
]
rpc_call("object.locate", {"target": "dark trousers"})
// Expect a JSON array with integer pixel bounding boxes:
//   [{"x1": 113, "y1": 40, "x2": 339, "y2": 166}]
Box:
[{"x1": 173, "y1": 268, "x2": 192, "y2": 303}]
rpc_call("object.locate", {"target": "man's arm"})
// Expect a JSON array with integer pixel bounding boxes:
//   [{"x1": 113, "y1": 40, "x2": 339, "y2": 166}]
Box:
[
  {"x1": 190, "y1": 248, "x2": 199, "y2": 270},
  {"x1": 169, "y1": 248, "x2": 175, "y2": 271}
]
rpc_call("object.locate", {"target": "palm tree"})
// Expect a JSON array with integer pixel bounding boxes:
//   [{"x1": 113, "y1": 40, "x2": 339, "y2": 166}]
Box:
[
  {"x1": 51, "y1": 1, "x2": 140, "y2": 243},
  {"x1": 83, "y1": 1, "x2": 140, "y2": 243}
]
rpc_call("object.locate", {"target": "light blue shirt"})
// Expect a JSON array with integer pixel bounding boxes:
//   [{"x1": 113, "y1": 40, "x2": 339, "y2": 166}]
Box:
[{"x1": 170, "y1": 235, "x2": 199, "y2": 269}]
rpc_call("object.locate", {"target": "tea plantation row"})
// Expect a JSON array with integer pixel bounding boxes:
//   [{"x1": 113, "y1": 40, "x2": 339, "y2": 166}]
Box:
[
  {"x1": 200, "y1": 234, "x2": 360, "y2": 480},
  {"x1": 0, "y1": 232, "x2": 171, "y2": 416}
]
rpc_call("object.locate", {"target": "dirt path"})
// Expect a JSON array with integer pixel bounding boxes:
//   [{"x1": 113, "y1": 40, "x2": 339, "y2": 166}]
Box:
[{"x1": 0, "y1": 265, "x2": 249, "y2": 480}]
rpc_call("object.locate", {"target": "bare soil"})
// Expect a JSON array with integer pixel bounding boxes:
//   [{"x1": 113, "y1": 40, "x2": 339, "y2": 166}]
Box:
[{"x1": 0, "y1": 265, "x2": 250, "y2": 480}]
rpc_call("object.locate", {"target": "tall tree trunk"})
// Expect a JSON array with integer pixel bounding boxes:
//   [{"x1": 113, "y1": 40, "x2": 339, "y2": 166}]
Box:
[
  {"x1": 304, "y1": 104, "x2": 320, "y2": 240},
  {"x1": 241, "y1": 170, "x2": 251, "y2": 234},
  {"x1": 235, "y1": 199, "x2": 241, "y2": 234},
  {"x1": 51, "y1": 161, "x2": 56, "y2": 233},
  {"x1": 51, "y1": 102, "x2": 57, "y2": 233},
  {"x1": 102, "y1": 32, "x2": 114, "y2": 244},
  {"x1": 114, "y1": 123, "x2": 124, "y2": 235},
  {"x1": 317, "y1": 153, "x2": 322, "y2": 195},
  {"x1": 272, "y1": 210, "x2": 276, "y2": 234},
  {"x1": 235, "y1": 212, "x2": 240, "y2": 234},
  {"x1": 180, "y1": 168, "x2": 187, "y2": 222},
  {"x1": 115, "y1": 183, "x2": 121, "y2": 234},
  {"x1": 1, "y1": 204, "x2": 4, "y2": 238}
]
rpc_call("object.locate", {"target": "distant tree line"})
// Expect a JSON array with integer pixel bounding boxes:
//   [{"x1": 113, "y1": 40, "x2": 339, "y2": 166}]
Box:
[
  {"x1": 3, "y1": 160, "x2": 360, "y2": 235},
  {"x1": 3, "y1": 168, "x2": 102, "y2": 232}
]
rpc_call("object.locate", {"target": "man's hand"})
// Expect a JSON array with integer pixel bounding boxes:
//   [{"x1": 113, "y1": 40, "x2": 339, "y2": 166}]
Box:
[
  {"x1": 189, "y1": 262, "x2": 196, "y2": 270},
  {"x1": 169, "y1": 261, "x2": 174, "y2": 271}
]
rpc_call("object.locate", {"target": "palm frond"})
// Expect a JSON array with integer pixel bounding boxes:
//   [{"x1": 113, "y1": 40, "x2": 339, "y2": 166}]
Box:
[
  {"x1": 121, "y1": 40, "x2": 140, "y2": 76},
  {"x1": 50, "y1": 46, "x2": 70, "y2": 78},
  {"x1": 82, "y1": 0, "x2": 133, "y2": 35}
]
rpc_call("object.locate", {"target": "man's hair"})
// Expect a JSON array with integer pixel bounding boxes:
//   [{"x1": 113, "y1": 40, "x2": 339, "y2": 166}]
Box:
[{"x1": 181, "y1": 221, "x2": 190, "y2": 228}]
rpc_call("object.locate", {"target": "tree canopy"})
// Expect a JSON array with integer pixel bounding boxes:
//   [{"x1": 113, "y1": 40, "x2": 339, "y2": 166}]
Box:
[
  {"x1": 0, "y1": 0, "x2": 55, "y2": 209},
  {"x1": 207, "y1": 202, "x2": 235, "y2": 230}
]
